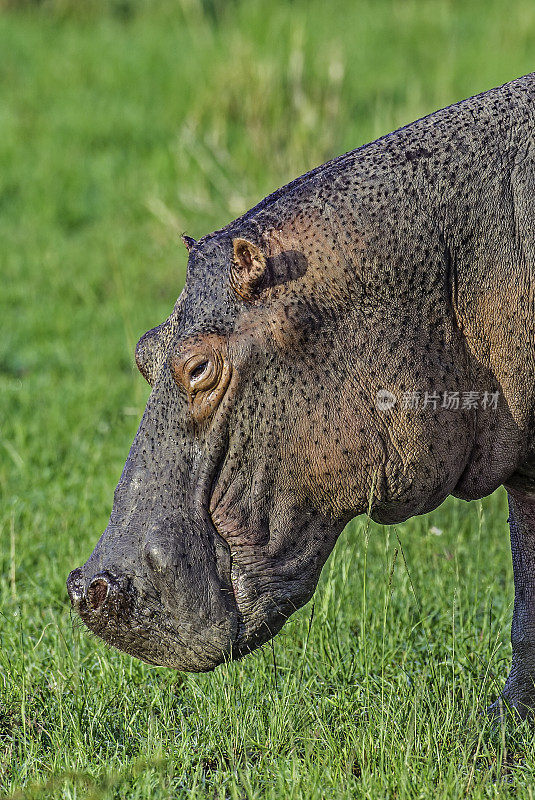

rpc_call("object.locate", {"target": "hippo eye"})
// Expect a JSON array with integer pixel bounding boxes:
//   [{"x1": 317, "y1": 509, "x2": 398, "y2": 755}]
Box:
[
  {"x1": 186, "y1": 358, "x2": 215, "y2": 390},
  {"x1": 180, "y1": 353, "x2": 222, "y2": 395},
  {"x1": 189, "y1": 361, "x2": 209, "y2": 382},
  {"x1": 169, "y1": 340, "x2": 231, "y2": 423}
]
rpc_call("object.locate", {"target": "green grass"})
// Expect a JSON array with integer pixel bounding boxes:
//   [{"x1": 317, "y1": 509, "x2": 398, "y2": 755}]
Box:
[{"x1": 2, "y1": 0, "x2": 535, "y2": 796}]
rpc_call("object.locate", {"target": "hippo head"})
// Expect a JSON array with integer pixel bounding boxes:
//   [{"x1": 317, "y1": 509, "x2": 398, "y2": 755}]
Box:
[{"x1": 67, "y1": 218, "x2": 472, "y2": 670}]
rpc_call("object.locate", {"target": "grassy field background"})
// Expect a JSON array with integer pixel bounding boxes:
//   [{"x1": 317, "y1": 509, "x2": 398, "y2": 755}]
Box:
[{"x1": 1, "y1": 0, "x2": 535, "y2": 797}]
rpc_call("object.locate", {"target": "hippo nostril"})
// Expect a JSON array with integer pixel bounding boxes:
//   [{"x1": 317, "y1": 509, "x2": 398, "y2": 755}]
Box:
[
  {"x1": 68, "y1": 568, "x2": 134, "y2": 618},
  {"x1": 67, "y1": 567, "x2": 85, "y2": 608},
  {"x1": 87, "y1": 576, "x2": 110, "y2": 610}
]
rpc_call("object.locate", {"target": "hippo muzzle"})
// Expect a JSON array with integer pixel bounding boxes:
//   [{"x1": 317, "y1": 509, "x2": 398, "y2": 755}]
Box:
[{"x1": 67, "y1": 514, "x2": 240, "y2": 671}]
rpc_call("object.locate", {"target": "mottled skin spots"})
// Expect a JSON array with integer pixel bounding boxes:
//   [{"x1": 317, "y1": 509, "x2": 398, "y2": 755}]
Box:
[{"x1": 68, "y1": 74, "x2": 535, "y2": 716}]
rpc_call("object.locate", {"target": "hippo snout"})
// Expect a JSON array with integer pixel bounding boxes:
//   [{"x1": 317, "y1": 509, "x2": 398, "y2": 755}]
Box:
[{"x1": 66, "y1": 517, "x2": 239, "y2": 670}]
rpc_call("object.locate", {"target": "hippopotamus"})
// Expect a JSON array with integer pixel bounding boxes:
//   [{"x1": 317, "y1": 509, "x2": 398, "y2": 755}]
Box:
[{"x1": 67, "y1": 73, "x2": 535, "y2": 717}]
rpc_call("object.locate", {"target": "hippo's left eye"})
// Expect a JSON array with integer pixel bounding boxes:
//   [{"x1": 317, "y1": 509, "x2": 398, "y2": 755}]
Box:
[
  {"x1": 189, "y1": 360, "x2": 209, "y2": 382},
  {"x1": 184, "y1": 355, "x2": 219, "y2": 392},
  {"x1": 169, "y1": 338, "x2": 232, "y2": 423}
]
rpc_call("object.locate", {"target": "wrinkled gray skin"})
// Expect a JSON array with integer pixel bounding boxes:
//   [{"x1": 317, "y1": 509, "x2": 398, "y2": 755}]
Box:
[{"x1": 68, "y1": 73, "x2": 535, "y2": 717}]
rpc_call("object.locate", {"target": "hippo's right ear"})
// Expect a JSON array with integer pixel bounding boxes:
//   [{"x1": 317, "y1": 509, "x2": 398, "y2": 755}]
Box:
[{"x1": 230, "y1": 238, "x2": 267, "y2": 301}]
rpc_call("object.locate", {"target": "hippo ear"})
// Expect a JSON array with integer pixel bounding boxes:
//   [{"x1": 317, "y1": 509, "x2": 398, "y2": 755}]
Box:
[
  {"x1": 231, "y1": 238, "x2": 267, "y2": 301},
  {"x1": 181, "y1": 234, "x2": 196, "y2": 252}
]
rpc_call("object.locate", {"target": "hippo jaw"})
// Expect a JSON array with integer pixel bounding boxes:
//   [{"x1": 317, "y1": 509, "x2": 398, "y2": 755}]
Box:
[
  {"x1": 209, "y1": 457, "x2": 349, "y2": 658},
  {"x1": 66, "y1": 385, "x2": 345, "y2": 671}
]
